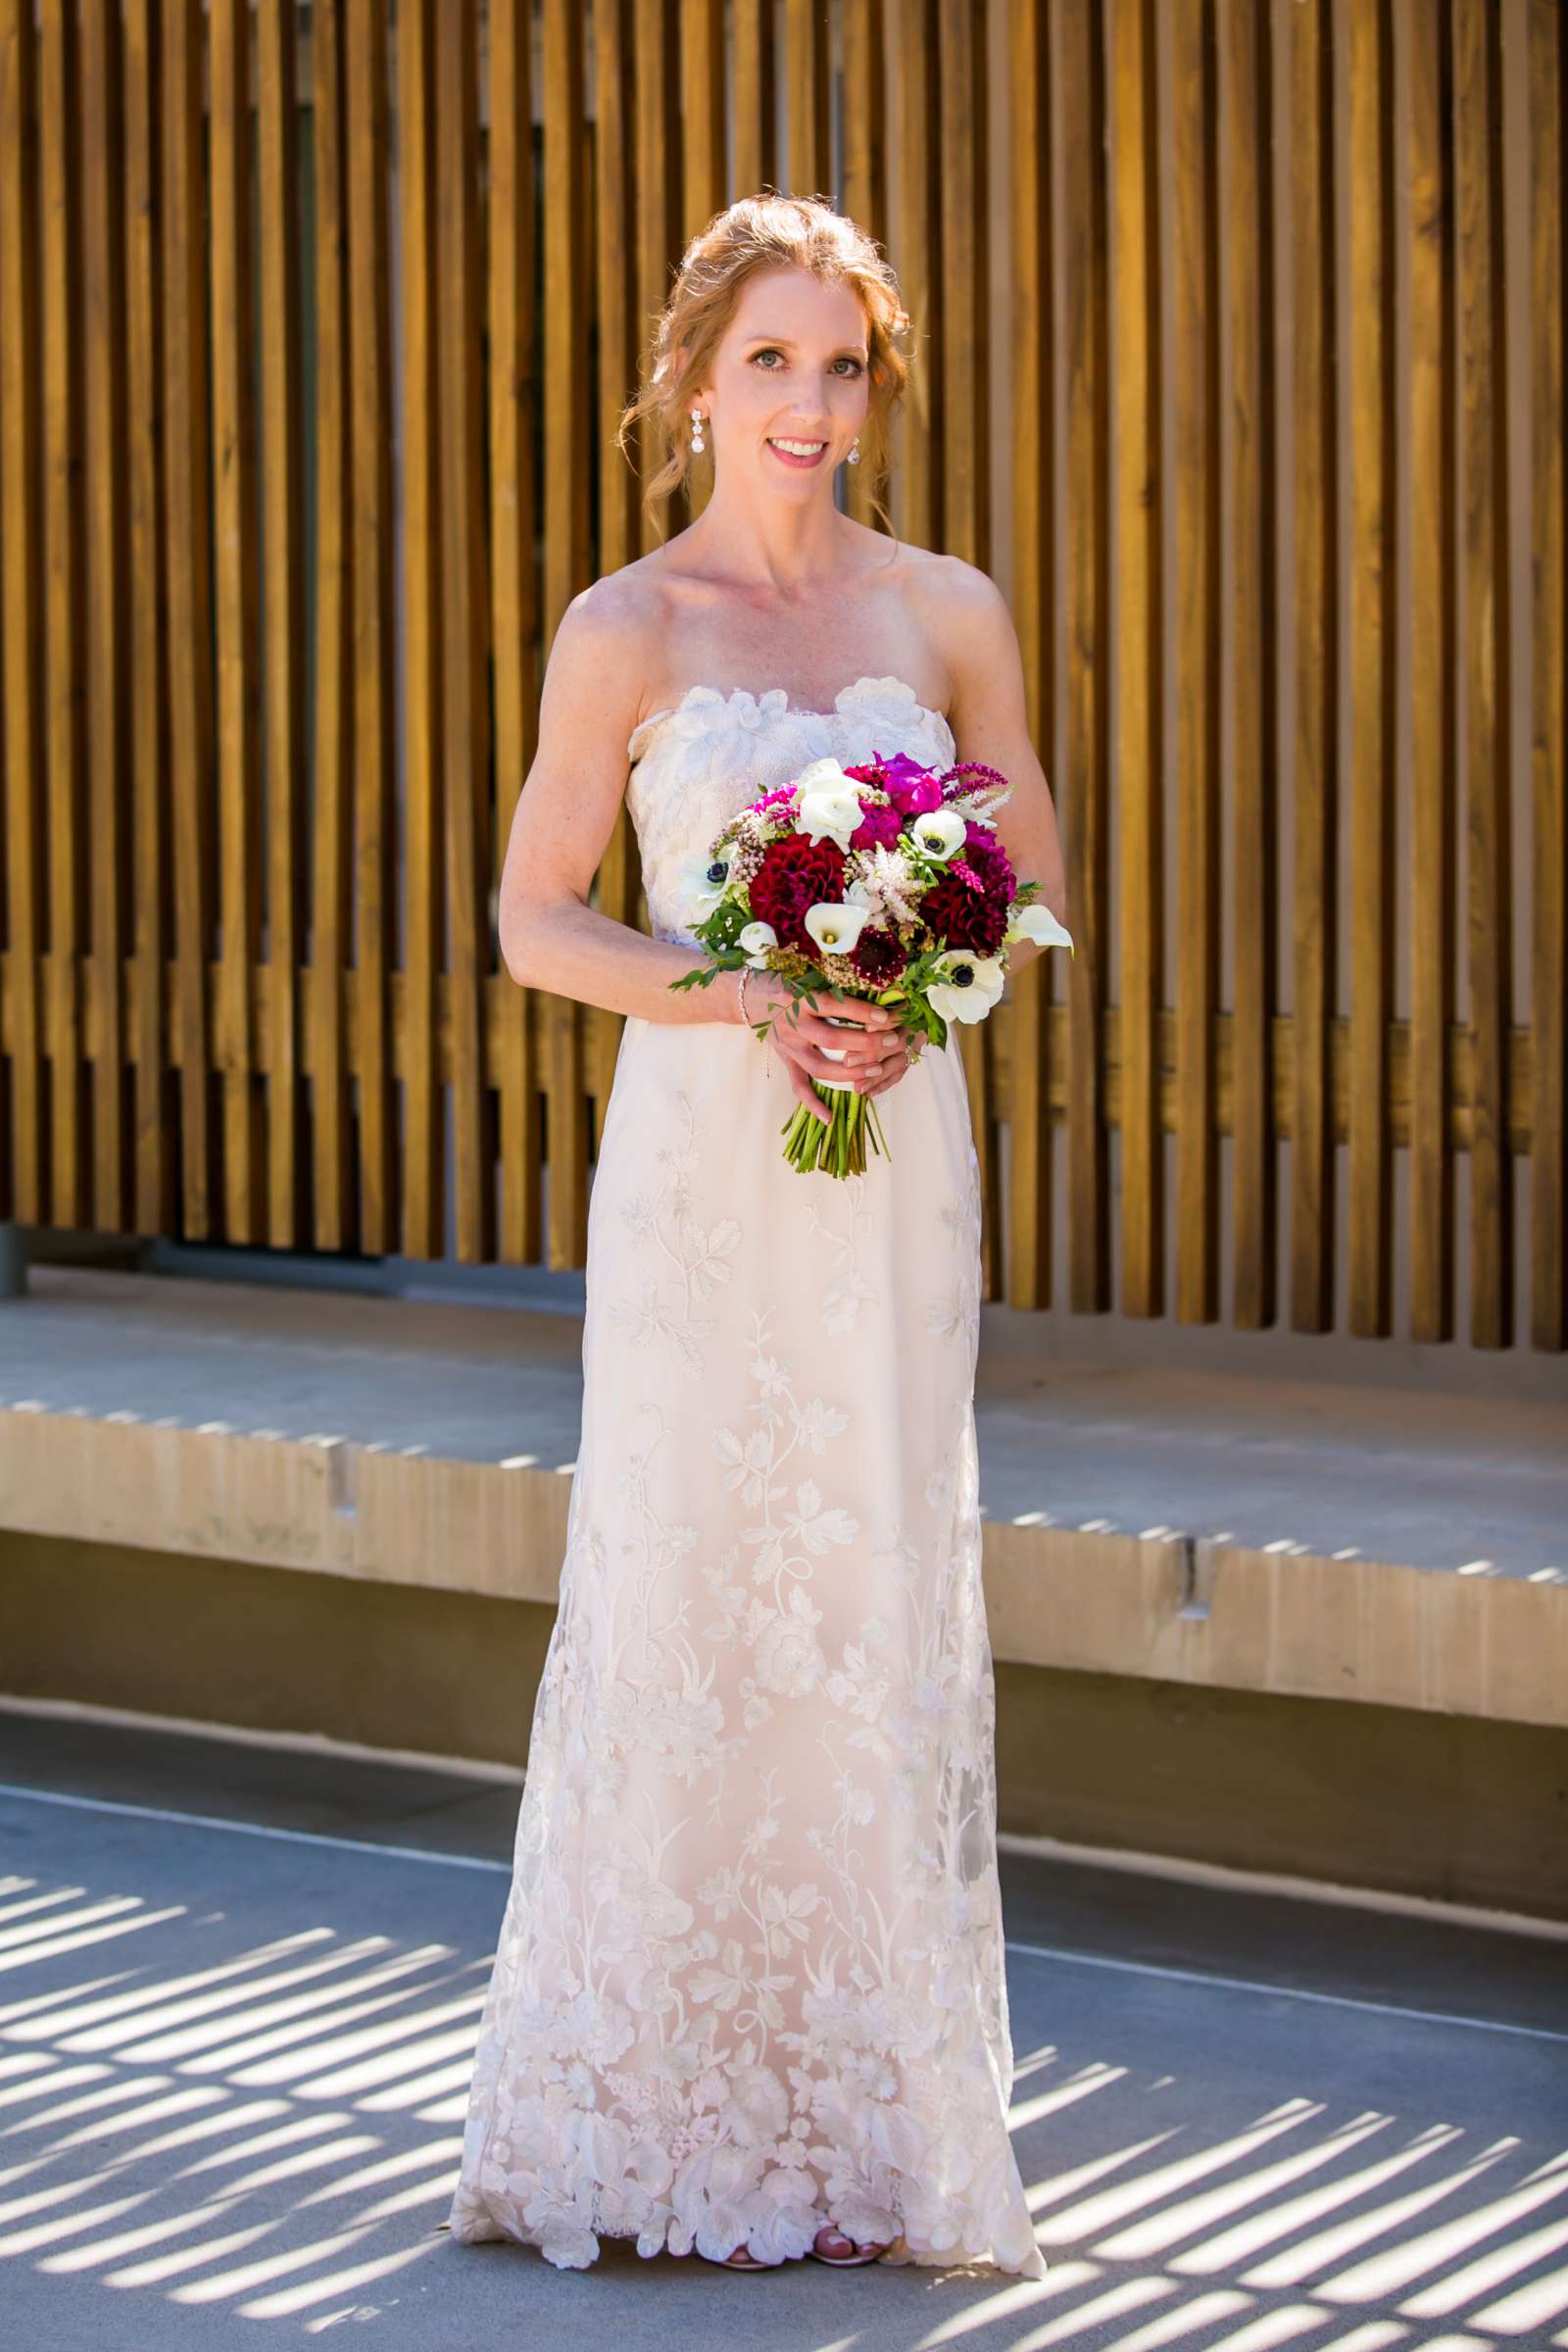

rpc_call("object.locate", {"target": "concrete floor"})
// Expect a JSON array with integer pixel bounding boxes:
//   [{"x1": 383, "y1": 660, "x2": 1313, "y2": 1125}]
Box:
[
  {"x1": 2, "y1": 1264, "x2": 1564, "y2": 1579},
  {"x1": 0, "y1": 1706, "x2": 1565, "y2": 2352}
]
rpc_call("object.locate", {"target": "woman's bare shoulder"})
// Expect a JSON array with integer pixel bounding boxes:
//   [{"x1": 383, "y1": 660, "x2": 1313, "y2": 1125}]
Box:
[{"x1": 554, "y1": 563, "x2": 672, "y2": 725}]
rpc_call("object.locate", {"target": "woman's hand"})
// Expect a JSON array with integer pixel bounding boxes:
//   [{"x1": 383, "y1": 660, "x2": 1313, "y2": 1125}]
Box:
[{"x1": 743, "y1": 972, "x2": 917, "y2": 1126}]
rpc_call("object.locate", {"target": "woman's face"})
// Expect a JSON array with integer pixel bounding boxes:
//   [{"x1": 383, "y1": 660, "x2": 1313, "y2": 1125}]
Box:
[{"x1": 690, "y1": 266, "x2": 871, "y2": 496}]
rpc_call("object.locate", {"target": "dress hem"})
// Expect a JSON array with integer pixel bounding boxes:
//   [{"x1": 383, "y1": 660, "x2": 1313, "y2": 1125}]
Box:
[{"x1": 449, "y1": 2197, "x2": 1049, "y2": 2281}]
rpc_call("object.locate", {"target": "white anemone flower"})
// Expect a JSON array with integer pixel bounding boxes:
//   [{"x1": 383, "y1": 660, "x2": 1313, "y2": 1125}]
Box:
[
  {"x1": 1004, "y1": 901, "x2": 1074, "y2": 953},
  {"x1": 927, "y1": 949, "x2": 1005, "y2": 1026},
  {"x1": 676, "y1": 844, "x2": 737, "y2": 926},
  {"x1": 908, "y1": 807, "x2": 968, "y2": 861},
  {"x1": 737, "y1": 918, "x2": 779, "y2": 965},
  {"x1": 804, "y1": 900, "x2": 872, "y2": 957}
]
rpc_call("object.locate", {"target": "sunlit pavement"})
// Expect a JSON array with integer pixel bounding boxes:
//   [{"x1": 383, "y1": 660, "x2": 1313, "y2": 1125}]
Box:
[{"x1": 0, "y1": 1709, "x2": 1564, "y2": 2352}]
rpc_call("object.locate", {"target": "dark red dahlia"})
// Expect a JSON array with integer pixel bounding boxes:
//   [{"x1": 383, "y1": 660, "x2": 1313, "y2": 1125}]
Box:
[
  {"x1": 922, "y1": 862, "x2": 1010, "y2": 955},
  {"x1": 750, "y1": 834, "x2": 849, "y2": 953},
  {"x1": 848, "y1": 925, "x2": 909, "y2": 985}
]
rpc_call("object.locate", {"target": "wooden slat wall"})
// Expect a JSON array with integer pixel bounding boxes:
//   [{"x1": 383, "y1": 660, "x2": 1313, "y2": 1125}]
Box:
[{"x1": 0, "y1": 0, "x2": 1560, "y2": 1354}]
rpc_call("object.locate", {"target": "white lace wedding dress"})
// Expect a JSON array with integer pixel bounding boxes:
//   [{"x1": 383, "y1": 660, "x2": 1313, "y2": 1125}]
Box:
[{"x1": 447, "y1": 674, "x2": 1045, "y2": 2279}]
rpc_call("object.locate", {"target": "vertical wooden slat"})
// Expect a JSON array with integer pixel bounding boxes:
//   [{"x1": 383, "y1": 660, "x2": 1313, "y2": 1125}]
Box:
[
  {"x1": 310, "y1": 0, "x2": 354, "y2": 1252},
  {"x1": 539, "y1": 0, "x2": 593, "y2": 1271},
  {"x1": 1455, "y1": 0, "x2": 1512, "y2": 1345},
  {"x1": 680, "y1": 0, "x2": 724, "y2": 235},
  {"x1": 586, "y1": 0, "x2": 642, "y2": 1136},
  {"x1": 1112, "y1": 0, "x2": 1160, "y2": 1318},
  {"x1": 40, "y1": 0, "x2": 88, "y2": 1230},
  {"x1": 547, "y1": 0, "x2": 593, "y2": 594},
  {"x1": 258, "y1": 0, "x2": 306, "y2": 1249},
  {"x1": 1498, "y1": 0, "x2": 1535, "y2": 1348},
  {"x1": 840, "y1": 0, "x2": 888, "y2": 538},
  {"x1": 892, "y1": 0, "x2": 939, "y2": 557},
  {"x1": 1406, "y1": 0, "x2": 1456, "y2": 1342},
  {"x1": 0, "y1": 0, "x2": 47, "y2": 1225},
  {"x1": 437, "y1": 0, "x2": 494, "y2": 1265},
  {"x1": 672, "y1": 0, "x2": 717, "y2": 562},
  {"x1": 630, "y1": 0, "x2": 676, "y2": 560},
  {"x1": 1288, "y1": 0, "x2": 1334, "y2": 1331},
  {"x1": 210, "y1": 0, "x2": 264, "y2": 1242},
  {"x1": 594, "y1": 0, "x2": 638, "y2": 585},
  {"x1": 1530, "y1": 0, "x2": 1565, "y2": 1351},
  {"x1": 732, "y1": 0, "x2": 775, "y2": 206},
  {"x1": 123, "y1": 0, "x2": 172, "y2": 1240},
  {"x1": 1057, "y1": 3, "x2": 1109, "y2": 1322},
  {"x1": 1344, "y1": 0, "x2": 1395, "y2": 1335},
  {"x1": 395, "y1": 0, "x2": 440, "y2": 1259},
  {"x1": 1006, "y1": 0, "x2": 1053, "y2": 1309},
  {"x1": 1225, "y1": 0, "x2": 1276, "y2": 1331},
  {"x1": 935, "y1": 0, "x2": 1001, "y2": 1295},
  {"x1": 81, "y1": 0, "x2": 131, "y2": 1233},
  {"x1": 1170, "y1": 0, "x2": 1219, "y2": 1325},
  {"x1": 163, "y1": 0, "x2": 217, "y2": 1239},
  {"x1": 348, "y1": 0, "x2": 396, "y2": 1255},
  {"x1": 491, "y1": 0, "x2": 543, "y2": 1263},
  {"x1": 782, "y1": 0, "x2": 831, "y2": 200}
]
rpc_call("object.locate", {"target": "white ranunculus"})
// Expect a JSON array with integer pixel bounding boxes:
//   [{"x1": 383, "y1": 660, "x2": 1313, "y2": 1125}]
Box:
[
  {"x1": 793, "y1": 755, "x2": 855, "y2": 795},
  {"x1": 1004, "y1": 902, "x2": 1074, "y2": 952},
  {"x1": 676, "y1": 844, "x2": 737, "y2": 925},
  {"x1": 908, "y1": 808, "x2": 968, "y2": 861},
  {"x1": 796, "y1": 783, "x2": 865, "y2": 855},
  {"x1": 927, "y1": 950, "x2": 1005, "y2": 1026},
  {"x1": 803, "y1": 900, "x2": 871, "y2": 956},
  {"x1": 737, "y1": 918, "x2": 779, "y2": 964}
]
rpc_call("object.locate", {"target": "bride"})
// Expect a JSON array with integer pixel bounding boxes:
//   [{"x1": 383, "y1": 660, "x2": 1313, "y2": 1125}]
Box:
[{"x1": 447, "y1": 192, "x2": 1065, "y2": 2278}]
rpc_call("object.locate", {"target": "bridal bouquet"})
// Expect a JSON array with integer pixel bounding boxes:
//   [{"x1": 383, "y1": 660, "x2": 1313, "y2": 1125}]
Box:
[{"x1": 666, "y1": 745, "x2": 1074, "y2": 1178}]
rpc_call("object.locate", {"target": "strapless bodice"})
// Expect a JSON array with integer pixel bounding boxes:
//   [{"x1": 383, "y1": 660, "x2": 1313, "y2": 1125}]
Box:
[{"x1": 624, "y1": 673, "x2": 956, "y2": 949}]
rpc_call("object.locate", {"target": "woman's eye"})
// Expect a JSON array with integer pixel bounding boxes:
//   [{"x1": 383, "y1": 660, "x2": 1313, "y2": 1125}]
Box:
[{"x1": 751, "y1": 349, "x2": 861, "y2": 376}]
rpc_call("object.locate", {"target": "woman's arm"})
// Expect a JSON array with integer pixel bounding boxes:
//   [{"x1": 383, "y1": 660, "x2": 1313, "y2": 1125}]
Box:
[
  {"x1": 497, "y1": 584, "x2": 745, "y2": 1027},
  {"x1": 921, "y1": 556, "x2": 1070, "y2": 992}
]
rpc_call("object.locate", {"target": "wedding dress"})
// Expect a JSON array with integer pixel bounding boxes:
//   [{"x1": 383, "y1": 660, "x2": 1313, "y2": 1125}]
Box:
[{"x1": 447, "y1": 673, "x2": 1046, "y2": 2280}]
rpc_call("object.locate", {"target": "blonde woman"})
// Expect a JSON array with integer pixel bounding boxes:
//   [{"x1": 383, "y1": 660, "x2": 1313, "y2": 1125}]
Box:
[{"x1": 449, "y1": 192, "x2": 1065, "y2": 2280}]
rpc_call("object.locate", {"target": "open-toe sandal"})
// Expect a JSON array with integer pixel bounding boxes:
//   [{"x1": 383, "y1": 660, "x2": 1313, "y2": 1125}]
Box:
[{"x1": 808, "y1": 2224, "x2": 890, "y2": 2267}]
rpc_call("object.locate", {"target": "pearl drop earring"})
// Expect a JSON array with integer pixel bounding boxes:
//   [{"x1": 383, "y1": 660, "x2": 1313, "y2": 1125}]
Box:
[{"x1": 690, "y1": 408, "x2": 706, "y2": 455}]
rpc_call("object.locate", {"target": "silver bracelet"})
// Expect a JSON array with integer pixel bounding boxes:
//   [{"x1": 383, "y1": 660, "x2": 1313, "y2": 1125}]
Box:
[{"x1": 736, "y1": 964, "x2": 752, "y2": 1030}]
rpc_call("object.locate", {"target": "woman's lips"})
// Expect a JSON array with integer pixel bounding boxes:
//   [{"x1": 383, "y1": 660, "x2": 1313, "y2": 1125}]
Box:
[{"x1": 767, "y1": 438, "x2": 827, "y2": 469}]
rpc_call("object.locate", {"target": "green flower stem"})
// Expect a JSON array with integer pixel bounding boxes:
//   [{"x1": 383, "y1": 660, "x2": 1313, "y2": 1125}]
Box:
[
  {"x1": 780, "y1": 1082, "x2": 879, "y2": 1177},
  {"x1": 773, "y1": 991, "x2": 909, "y2": 1179}
]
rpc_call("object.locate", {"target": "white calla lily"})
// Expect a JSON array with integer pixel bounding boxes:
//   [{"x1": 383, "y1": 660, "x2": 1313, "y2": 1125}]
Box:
[
  {"x1": 737, "y1": 918, "x2": 779, "y2": 964},
  {"x1": 927, "y1": 950, "x2": 1005, "y2": 1026},
  {"x1": 803, "y1": 900, "x2": 872, "y2": 956},
  {"x1": 1004, "y1": 902, "x2": 1074, "y2": 952},
  {"x1": 908, "y1": 808, "x2": 968, "y2": 860}
]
